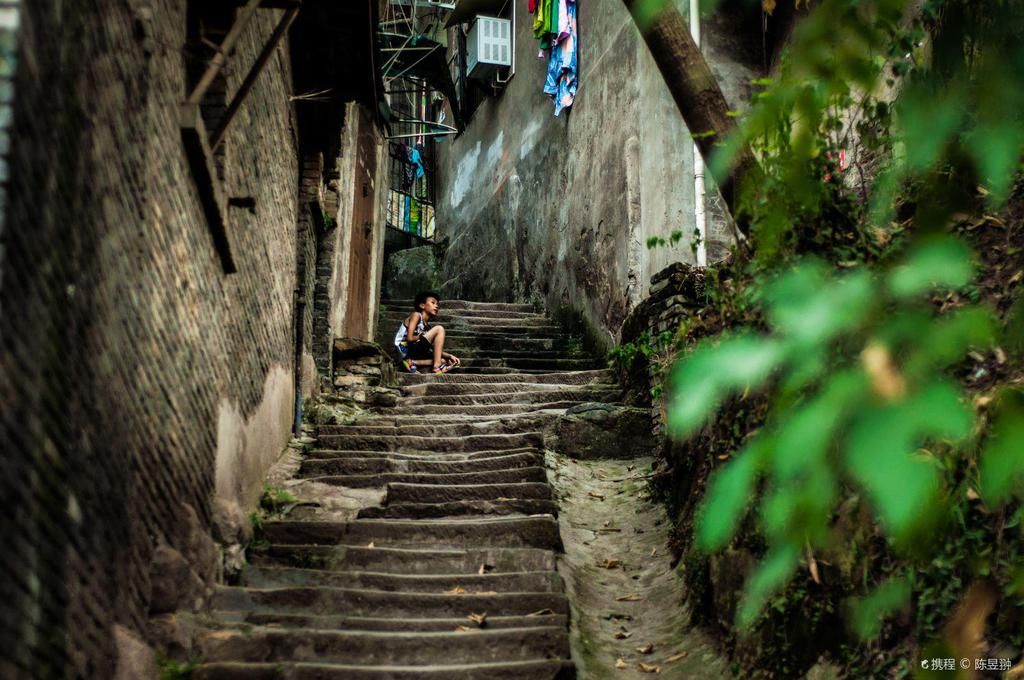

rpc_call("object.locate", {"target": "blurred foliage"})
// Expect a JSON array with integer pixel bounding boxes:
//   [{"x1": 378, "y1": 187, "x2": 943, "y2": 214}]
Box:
[{"x1": 662, "y1": 0, "x2": 1024, "y2": 658}]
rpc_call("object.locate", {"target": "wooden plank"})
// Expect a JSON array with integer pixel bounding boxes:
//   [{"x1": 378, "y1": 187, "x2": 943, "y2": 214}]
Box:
[
  {"x1": 211, "y1": 5, "x2": 301, "y2": 150},
  {"x1": 180, "y1": 103, "x2": 237, "y2": 274},
  {"x1": 185, "y1": 0, "x2": 263, "y2": 107}
]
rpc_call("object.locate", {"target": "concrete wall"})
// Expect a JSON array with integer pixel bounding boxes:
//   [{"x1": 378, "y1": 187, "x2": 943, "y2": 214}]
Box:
[
  {"x1": 0, "y1": 2, "x2": 380, "y2": 676},
  {"x1": 435, "y1": 1, "x2": 759, "y2": 345}
]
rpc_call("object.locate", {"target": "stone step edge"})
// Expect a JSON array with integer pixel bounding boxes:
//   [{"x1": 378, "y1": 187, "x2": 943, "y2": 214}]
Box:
[
  {"x1": 193, "y1": 659, "x2": 575, "y2": 679},
  {"x1": 206, "y1": 612, "x2": 568, "y2": 630}
]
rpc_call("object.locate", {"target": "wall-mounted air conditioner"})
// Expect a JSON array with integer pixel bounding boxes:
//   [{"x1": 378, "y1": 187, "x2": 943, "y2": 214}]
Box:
[{"x1": 466, "y1": 16, "x2": 511, "y2": 80}]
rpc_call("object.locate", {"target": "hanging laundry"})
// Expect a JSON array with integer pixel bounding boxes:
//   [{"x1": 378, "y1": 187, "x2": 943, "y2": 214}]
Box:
[
  {"x1": 556, "y1": 0, "x2": 570, "y2": 43},
  {"x1": 408, "y1": 145, "x2": 425, "y2": 181},
  {"x1": 544, "y1": 0, "x2": 577, "y2": 116}
]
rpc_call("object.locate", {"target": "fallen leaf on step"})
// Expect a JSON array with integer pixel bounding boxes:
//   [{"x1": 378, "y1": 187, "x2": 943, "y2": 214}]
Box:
[
  {"x1": 636, "y1": 643, "x2": 654, "y2": 654},
  {"x1": 616, "y1": 594, "x2": 643, "y2": 602},
  {"x1": 637, "y1": 662, "x2": 661, "y2": 673},
  {"x1": 597, "y1": 559, "x2": 622, "y2": 569},
  {"x1": 615, "y1": 658, "x2": 629, "y2": 669},
  {"x1": 467, "y1": 612, "x2": 488, "y2": 627},
  {"x1": 445, "y1": 586, "x2": 467, "y2": 595},
  {"x1": 366, "y1": 541, "x2": 375, "y2": 548},
  {"x1": 614, "y1": 627, "x2": 632, "y2": 639},
  {"x1": 665, "y1": 651, "x2": 689, "y2": 663},
  {"x1": 478, "y1": 563, "x2": 494, "y2": 575},
  {"x1": 588, "y1": 492, "x2": 605, "y2": 500},
  {"x1": 454, "y1": 625, "x2": 472, "y2": 633},
  {"x1": 527, "y1": 608, "x2": 555, "y2": 617}
]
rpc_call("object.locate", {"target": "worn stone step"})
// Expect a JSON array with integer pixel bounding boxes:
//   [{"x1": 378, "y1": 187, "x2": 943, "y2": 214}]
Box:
[
  {"x1": 397, "y1": 389, "x2": 619, "y2": 407},
  {"x1": 398, "y1": 369, "x2": 615, "y2": 386},
  {"x1": 413, "y1": 366, "x2": 565, "y2": 375},
  {"x1": 434, "y1": 336, "x2": 570, "y2": 350},
  {"x1": 350, "y1": 413, "x2": 560, "y2": 429},
  {"x1": 460, "y1": 356, "x2": 602, "y2": 369},
  {"x1": 399, "y1": 349, "x2": 587, "y2": 362},
  {"x1": 384, "y1": 401, "x2": 601, "y2": 416},
  {"x1": 400, "y1": 382, "x2": 618, "y2": 398},
  {"x1": 327, "y1": 422, "x2": 532, "y2": 437},
  {"x1": 382, "y1": 300, "x2": 536, "y2": 313},
  {"x1": 299, "y1": 452, "x2": 544, "y2": 476},
  {"x1": 380, "y1": 313, "x2": 560, "y2": 330},
  {"x1": 381, "y1": 307, "x2": 543, "y2": 321},
  {"x1": 316, "y1": 432, "x2": 544, "y2": 452},
  {"x1": 209, "y1": 610, "x2": 568, "y2": 632},
  {"x1": 303, "y1": 467, "x2": 548, "y2": 489},
  {"x1": 198, "y1": 626, "x2": 569, "y2": 666},
  {"x1": 261, "y1": 516, "x2": 562, "y2": 550},
  {"x1": 389, "y1": 496, "x2": 555, "y2": 521},
  {"x1": 386, "y1": 482, "x2": 552, "y2": 504},
  {"x1": 304, "y1": 446, "x2": 542, "y2": 462},
  {"x1": 249, "y1": 544, "x2": 557, "y2": 574},
  {"x1": 359, "y1": 498, "x2": 560, "y2": 520},
  {"x1": 211, "y1": 585, "x2": 569, "y2": 618},
  {"x1": 194, "y1": 659, "x2": 574, "y2": 680},
  {"x1": 239, "y1": 566, "x2": 563, "y2": 593}
]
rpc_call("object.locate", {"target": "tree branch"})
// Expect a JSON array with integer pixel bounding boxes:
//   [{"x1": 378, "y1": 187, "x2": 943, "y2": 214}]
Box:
[{"x1": 622, "y1": 0, "x2": 762, "y2": 236}]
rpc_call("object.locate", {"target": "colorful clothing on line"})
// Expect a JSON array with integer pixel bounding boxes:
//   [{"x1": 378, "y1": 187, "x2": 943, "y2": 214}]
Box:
[{"x1": 543, "y1": 0, "x2": 577, "y2": 116}]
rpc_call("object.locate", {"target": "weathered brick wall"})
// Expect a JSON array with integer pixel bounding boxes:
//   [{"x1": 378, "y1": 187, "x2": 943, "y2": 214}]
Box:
[{"x1": 0, "y1": 1, "x2": 302, "y2": 676}]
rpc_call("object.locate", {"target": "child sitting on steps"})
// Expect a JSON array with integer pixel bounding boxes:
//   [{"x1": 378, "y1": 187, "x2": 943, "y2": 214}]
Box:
[{"x1": 394, "y1": 291, "x2": 461, "y2": 374}]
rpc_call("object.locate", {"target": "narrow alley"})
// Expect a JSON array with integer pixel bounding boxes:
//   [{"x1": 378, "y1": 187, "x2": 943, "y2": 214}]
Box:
[{"x1": 5, "y1": 1, "x2": 1024, "y2": 679}]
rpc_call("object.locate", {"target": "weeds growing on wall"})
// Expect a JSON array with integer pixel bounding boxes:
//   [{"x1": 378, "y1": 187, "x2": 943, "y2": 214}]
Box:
[{"x1": 657, "y1": 0, "x2": 1024, "y2": 672}]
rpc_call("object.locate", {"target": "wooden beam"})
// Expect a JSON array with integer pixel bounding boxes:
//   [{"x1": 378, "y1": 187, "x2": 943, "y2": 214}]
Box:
[
  {"x1": 211, "y1": 5, "x2": 301, "y2": 151},
  {"x1": 620, "y1": 0, "x2": 762, "y2": 235},
  {"x1": 185, "y1": 0, "x2": 263, "y2": 107},
  {"x1": 180, "y1": 103, "x2": 237, "y2": 273}
]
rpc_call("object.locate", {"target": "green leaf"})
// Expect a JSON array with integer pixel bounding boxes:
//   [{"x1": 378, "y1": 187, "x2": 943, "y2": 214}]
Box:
[
  {"x1": 765, "y1": 263, "x2": 874, "y2": 345},
  {"x1": 968, "y1": 121, "x2": 1024, "y2": 206},
  {"x1": 668, "y1": 334, "x2": 787, "y2": 437},
  {"x1": 696, "y1": 441, "x2": 766, "y2": 552},
  {"x1": 737, "y1": 544, "x2": 800, "y2": 628},
  {"x1": 887, "y1": 238, "x2": 975, "y2": 298},
  {"x1": 850, "y1": 576, "x2": 912, "y2": 640},
  {"x1": 979, "y1": 391, "x2": 1024, "y2": 506},
  {"x1": 904, "y1": 306, "x2": 996, "y2": 378},
  {"x1": 762, "y1": 466, "x2": 838, "y2": 544},
  {"x1": 898, "y1": 84, "x2": 964, "y2": 171},
  {"x1": 774, "y1": 371, "x2": 866, "y2": 481},
  {"x1": 845, "y1": 381, "x2": 970, "y2": 541}
]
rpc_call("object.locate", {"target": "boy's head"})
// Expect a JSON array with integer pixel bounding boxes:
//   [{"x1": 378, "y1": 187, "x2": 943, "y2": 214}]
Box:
[{"x1": 414, "y1": 291, "x2": 440, "y2": 316}]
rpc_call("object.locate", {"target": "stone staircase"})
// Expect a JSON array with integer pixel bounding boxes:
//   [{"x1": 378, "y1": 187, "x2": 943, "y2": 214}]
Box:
[{"x1": 192, "y1": 300, "x2": 620, "y2": 679}]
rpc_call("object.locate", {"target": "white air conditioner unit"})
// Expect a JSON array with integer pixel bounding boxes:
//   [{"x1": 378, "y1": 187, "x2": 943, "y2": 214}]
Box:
[{"x1": 466, "y1": 16, "x2": 512, "y2": 80}]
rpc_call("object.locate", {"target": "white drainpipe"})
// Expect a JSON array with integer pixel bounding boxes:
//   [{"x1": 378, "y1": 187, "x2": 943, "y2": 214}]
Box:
[{"x1": 690, "y1": 0, "x2": 708, "y2": 267}]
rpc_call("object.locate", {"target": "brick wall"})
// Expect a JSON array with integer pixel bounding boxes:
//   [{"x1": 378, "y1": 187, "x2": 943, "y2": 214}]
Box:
[{"x1": 0, "y1": 2, "x2": 305, "y2": 676}]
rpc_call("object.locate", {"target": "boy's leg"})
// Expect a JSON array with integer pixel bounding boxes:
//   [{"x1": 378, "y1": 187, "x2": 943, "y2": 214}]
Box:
[{"x1": 424, "y1": 325, "x2": 446, "y2": 368}]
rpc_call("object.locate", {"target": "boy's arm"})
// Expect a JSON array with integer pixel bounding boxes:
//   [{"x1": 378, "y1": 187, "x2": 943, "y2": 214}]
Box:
[{"x1": 405, "y1": 312, "x2": 422, "y2": 341}]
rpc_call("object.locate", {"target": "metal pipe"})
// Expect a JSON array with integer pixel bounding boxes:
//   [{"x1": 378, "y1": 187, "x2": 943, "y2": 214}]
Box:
[{"x1": 690, "y1": 0, "x2": 707, "y2": 267}]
